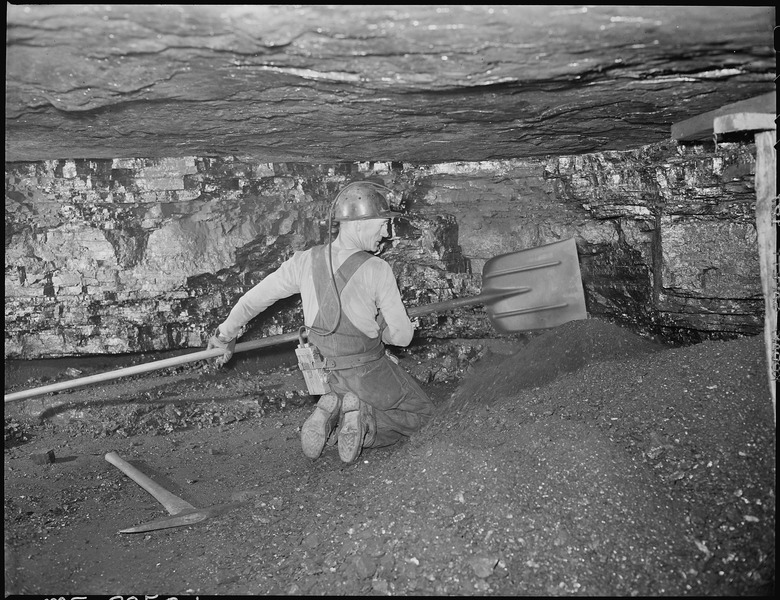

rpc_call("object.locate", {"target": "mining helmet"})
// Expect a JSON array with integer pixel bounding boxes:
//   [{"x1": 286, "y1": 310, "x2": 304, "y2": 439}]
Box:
[{"x1": 332, "y1": 182, "x2": 402, "y2": 222}]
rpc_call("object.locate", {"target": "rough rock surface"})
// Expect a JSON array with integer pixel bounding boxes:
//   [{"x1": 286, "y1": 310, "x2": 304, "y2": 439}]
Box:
[
  {"x1": 5, "y1": 5, "x2": 774, "y2": 163},
  {"x1": 4, "y1": 319, "x2": 775, "y2": 595},
  {"x1": 4, "y1": 141, "x2": 762, "y2": 358}
]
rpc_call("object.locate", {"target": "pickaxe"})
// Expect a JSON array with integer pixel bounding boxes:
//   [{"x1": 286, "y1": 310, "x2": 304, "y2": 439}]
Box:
[{"x1": 105, "y1": 451, "x2": 245, "y2": 533}]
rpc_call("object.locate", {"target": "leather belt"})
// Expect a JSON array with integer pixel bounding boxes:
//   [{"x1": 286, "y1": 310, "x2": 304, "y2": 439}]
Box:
[{"x1": 323, "y1": 346, "x2": 385, "y2": 371}]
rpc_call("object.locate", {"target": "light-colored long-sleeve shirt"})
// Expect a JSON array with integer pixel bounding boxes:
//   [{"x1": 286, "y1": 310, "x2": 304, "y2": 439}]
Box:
[{"x1": 218, "y1": 244, "x2": 414, "y2": 347}]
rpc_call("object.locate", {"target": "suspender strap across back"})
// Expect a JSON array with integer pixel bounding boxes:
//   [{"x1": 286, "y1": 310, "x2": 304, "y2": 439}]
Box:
[{"x1": 308, "y1": 245, "x2": 385, "y2": 369}]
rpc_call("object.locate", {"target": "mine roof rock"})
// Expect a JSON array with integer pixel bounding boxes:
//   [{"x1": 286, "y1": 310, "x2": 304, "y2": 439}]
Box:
[{"x1": 5, "y1": 5, "x2": 775, "y2": 163}]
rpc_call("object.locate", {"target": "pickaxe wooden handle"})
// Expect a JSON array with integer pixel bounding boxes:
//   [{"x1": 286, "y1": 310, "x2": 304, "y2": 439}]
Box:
[{"x1": 105, "y1": 451, "x2": 195, "y2": 515}]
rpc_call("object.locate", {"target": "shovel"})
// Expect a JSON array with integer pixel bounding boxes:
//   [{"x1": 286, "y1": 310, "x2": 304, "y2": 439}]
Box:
[
  {"x1": 105, "y1": 451, "x2": 246, "y2": 533},
  {"x1": 4, "y1": 238, "x2": 586, "y2": 403}
]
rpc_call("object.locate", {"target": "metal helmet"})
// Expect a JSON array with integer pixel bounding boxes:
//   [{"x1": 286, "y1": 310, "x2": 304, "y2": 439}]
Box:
[{"x1": 332, "y1": 182, "x2": 402, "y2": 222}]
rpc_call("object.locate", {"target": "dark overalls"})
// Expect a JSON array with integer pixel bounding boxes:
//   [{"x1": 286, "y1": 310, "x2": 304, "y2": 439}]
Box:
[{"x1": 306, "y1": 245, "x2": 434, "y2": 448}]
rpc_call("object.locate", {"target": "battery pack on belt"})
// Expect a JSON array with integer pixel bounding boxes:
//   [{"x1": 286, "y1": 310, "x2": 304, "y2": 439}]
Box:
[
  {"x1": 295, "y1": 327, "x2": 386, "y2": 395},
  {"x1": 295, "y1": 328, "x2": 331, "y2": 396}
]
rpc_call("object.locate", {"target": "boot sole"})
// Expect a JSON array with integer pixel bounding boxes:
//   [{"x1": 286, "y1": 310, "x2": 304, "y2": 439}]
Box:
[
  {"x1": 301, "y1": 393, "x2": 340, "y2": 459},
  {"x1": 338, "y1": 393, "x2": 363, "y2": 464}
]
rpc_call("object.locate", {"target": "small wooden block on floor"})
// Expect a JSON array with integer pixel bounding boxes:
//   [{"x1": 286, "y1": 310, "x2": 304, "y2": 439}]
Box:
[{"x1": 30, "y1": 449, "x2": 56, "y2": 465}]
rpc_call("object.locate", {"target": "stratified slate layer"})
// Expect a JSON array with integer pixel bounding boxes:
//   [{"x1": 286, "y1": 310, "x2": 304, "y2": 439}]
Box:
[
  {"x1": 4, "y1": 142, "x2": 761, "y2": 359},
  {"x1": 5, "y1": 5, "x2": 774, "y2": 163}
]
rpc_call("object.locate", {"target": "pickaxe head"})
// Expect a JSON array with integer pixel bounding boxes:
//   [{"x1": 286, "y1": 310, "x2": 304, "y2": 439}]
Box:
[{"x1": 119, "y1": 501, "x2": 246, "y2": 533}]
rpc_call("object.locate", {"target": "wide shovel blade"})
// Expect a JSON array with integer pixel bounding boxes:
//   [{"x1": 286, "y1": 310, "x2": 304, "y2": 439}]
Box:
[{"x1": 482, "y1": 237, "x2": 587, "y2": 332}]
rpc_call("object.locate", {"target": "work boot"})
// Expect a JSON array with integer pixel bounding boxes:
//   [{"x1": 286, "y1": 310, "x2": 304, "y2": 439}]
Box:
[
  {"x1": 301, "y1": 392, "x2": 341, "y2": 459},
  {"x1": 362, "y1": 403, "x2": 377, "y2": 448},
  {"x1": 337, "y1": 392, "x2": 366, "y2": 464}
]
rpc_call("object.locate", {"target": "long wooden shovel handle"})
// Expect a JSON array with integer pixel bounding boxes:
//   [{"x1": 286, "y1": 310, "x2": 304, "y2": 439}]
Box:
[
  {"x1": 406, "y1": 288, "x2": 527, "y2": 318},
  {"x1": 4, "y1": 332, "x2": 300, "y2": 403},
  {"x1": 5, "y1": 290, "x2": 525, "y2": 404},
  {"x1": 105, "y1": 451, "x2": 195, "y2": 515}
]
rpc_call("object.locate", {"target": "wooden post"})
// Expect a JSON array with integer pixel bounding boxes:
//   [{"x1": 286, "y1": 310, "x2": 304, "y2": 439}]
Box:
[
  {"x1": 753, "y1": 129, "x2": 777, "y2": 424},
  {"x1": 712, "y1": 112, "x2": 777, "y2": 424},
  {"x1": 673, "y1": 96, "x2": 777, "y2": 424}
]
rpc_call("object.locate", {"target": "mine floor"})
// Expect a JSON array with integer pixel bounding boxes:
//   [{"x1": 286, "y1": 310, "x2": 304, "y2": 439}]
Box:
[{"x1": 4, "y1": 319, "x2": 775, "y2": 596}]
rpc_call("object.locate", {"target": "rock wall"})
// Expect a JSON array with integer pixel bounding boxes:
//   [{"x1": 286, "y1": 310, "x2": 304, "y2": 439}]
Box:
[
  {"x1": 547, "y1": 142, "x2": 761, "y2": 342},
  {"x1": 389, "y1": 140, "x2": 761, "y2": 343},
  {"x1": 4, "y1": 142, "x2": 761, "y2": 358}
]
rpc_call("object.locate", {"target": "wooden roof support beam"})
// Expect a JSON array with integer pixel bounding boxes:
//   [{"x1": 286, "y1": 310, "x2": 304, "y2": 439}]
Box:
[
  {"x1": 713, "y1": 112, "x2": 776, "y2": 136},
  {"x1": 670, "y1": 92, "x2": 775, "y2": 141}
]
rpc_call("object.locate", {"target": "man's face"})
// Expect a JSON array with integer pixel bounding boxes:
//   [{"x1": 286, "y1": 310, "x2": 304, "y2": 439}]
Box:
[{"x1": 359, "y1": 218, "x2": 390, "y2": 253}]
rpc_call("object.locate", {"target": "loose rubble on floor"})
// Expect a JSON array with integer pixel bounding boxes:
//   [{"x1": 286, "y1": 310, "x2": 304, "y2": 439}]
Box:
[{"x1": 4, "y1": 319, "x2": 775, "y2": 596}]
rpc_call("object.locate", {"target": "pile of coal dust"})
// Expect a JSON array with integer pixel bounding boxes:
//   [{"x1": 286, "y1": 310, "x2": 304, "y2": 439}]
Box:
[
  {"x1": 436, "y1": 317, "x2": 666, "y2": 420},
  {"x1": 352, "y1": 317, "x2": 775, "y2": 596}
]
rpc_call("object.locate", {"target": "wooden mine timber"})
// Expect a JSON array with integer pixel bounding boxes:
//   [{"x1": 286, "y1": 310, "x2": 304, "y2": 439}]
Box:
[
  {"x1": 673, "y1": 92, "x2": 777, "y2": 423},
  {"x1": 670, "y1": 91, "x2": 775, "y2": 141}
]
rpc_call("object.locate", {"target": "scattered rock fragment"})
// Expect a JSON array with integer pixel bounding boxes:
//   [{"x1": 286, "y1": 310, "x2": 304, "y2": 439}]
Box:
[
  {"x1": 468, "y1": 554, "x2": 498, "y2": 578},
  {"x1": 30, "y1": 449, "x2": 55, "y2": 465},
  {"x1": 353, "y1": 555, "x2": 377, "y2": 579}
]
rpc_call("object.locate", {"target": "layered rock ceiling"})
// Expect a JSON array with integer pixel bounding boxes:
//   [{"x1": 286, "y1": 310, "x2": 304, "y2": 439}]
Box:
[
  {"x1": 4, "y1": 5, "x2": 776, "y2": 358},
  {"x1": 5, "y1": 5, "x2": 774, "y2": 163}
]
